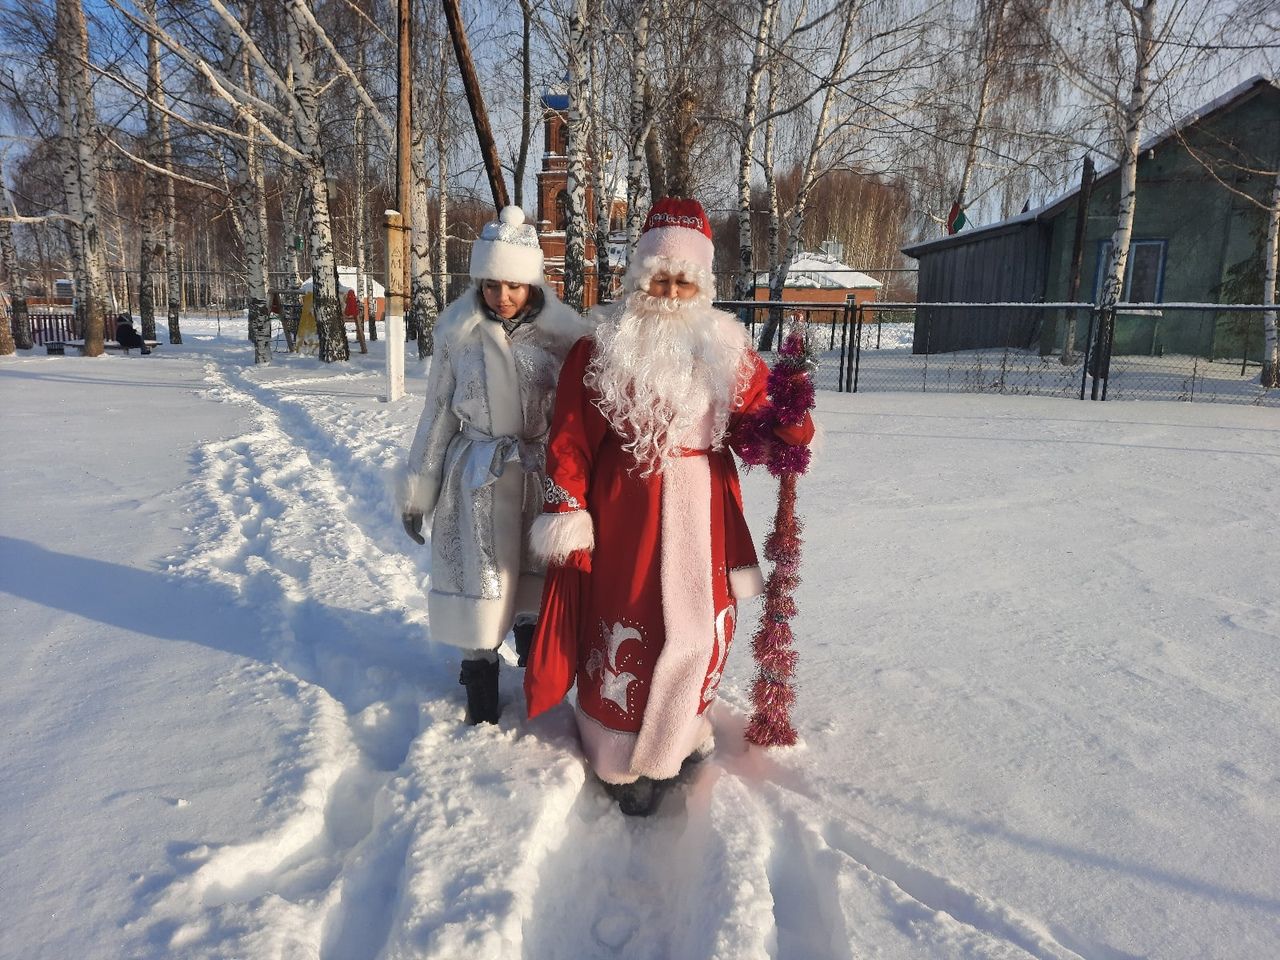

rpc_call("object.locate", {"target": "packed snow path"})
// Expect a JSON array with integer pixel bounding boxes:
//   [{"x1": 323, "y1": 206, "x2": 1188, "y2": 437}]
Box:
[
  {"x1": 142, "y1": 354, "x2": 1087, "y2": 960},
  {"x1": 2, "y1": 331, "x2": 1276, "y2": 960}
]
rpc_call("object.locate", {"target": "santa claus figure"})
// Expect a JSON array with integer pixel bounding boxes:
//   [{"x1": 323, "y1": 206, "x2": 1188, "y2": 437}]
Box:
[{"x1": 525, "y1": 197, "x2": 815, "y2": 815}]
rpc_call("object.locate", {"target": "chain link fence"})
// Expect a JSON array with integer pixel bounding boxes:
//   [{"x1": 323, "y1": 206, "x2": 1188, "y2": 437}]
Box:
[{"x1": 713, "y1": 299, "x2": 1278, "y2": 407}]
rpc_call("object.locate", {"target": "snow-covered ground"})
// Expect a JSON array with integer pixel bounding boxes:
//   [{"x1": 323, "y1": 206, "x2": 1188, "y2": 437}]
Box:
[{"x1": 2, "y1": 318, "x2": 1277, "y2": 960}]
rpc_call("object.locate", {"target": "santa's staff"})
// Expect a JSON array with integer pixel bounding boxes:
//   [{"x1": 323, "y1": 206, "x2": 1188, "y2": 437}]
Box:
[{"x1": 737, "y1": 328, "x2": 817, "y2": 747}]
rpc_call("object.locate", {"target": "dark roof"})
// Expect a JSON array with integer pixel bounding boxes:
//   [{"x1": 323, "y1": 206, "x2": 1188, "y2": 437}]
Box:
[
  {"x1": 541, "y1": 93, "x2": 569, "y2": 111},
  {"x1": 902, "y1": 75, "x2": 1278, "y2": 259}
]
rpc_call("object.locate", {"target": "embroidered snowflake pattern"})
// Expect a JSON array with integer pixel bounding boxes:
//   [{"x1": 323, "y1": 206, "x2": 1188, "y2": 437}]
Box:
[
  {"x1": 700, "y1": 605, "x2": 736, "y2": 712},
  {"x1": 585, "y1": 620, "x2": 642, "y2": 714},
  {"x1": 542, "y1": 477, "x2": 580, "y2": 510}
]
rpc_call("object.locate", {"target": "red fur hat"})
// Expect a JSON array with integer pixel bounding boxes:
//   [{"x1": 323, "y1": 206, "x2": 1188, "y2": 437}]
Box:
[{"x1": 633, "y1": 197, "x2": 715, "y2": 275}]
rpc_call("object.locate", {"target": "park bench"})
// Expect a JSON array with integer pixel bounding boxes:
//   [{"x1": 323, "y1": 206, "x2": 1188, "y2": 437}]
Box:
[{"x1": 46, "y1": 339, "x2": 161, "y2": 356}]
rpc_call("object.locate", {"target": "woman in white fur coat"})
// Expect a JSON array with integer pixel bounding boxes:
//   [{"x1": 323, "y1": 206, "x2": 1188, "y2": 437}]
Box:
[{"x1": 398, "y1": 206, "x2": 592, "y2": 723}]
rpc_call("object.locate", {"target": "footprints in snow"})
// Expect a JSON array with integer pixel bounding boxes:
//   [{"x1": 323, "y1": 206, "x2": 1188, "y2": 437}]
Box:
[{"x1": 150, "y1": 359, "x2": 1088, "y2": 960}]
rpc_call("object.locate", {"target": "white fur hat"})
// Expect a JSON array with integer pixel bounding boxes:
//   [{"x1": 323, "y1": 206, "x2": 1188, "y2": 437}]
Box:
[{"x1": 469, "y1": 206, "x2": 544, "y2": 285}]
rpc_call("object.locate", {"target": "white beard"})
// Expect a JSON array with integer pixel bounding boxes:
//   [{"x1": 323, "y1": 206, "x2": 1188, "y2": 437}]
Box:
[{"x1": 585, "y1": 290, "x2": 751, "y2": 476}]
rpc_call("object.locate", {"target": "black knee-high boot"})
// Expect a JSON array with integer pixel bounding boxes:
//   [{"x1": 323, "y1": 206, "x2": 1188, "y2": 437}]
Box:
[
  {"x1": 458, "y1": 658, "x2": 500, "y2": 724},
  {"x1": 513, "y1": 620, "x2": 536, "y2": 668}
]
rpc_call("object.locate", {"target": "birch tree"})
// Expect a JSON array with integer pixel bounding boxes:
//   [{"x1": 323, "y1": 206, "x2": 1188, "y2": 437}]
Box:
[
  {"x1": 0, "y1": 155, "x2": 31, "y2": 352},
  {"x1": 759, "y1": 3, "x2": 857, "y2": 351},
  {"x1": 353, "y1": 38, "x2": 373, "y2": 344},
  {"x1": 623, "y1": 0, "x2": 653, "y2": 249},
  {"x1": 590, "y1": 5, "x2": 614, "y2": 304},
  {"x1": 222, "y1": 18, "x2": 271, "y2": 364},
  {"x1": 137, "y1": 0, "x2": 163, "y2": 343},
  {"x1": 56, "y1": 0, "x2": 109, "y2": 355},
  {"x1": 513, "y1": 0, "x2": 536, "y2": 209},
  {"x1": 1085, "y1": 0, "x2": 1157, "y2": 390},
  {"x1": 734, "y1": 0, "x2": 780, "y2": 305},
  {"x1": 285, "y1": 0, "x2": 346, "y2": 362},
  {"x1": 409, "y1": 75, "x2": 441, "y2": 358},
  {"x1": 158, "y1": 38, "x2": 182, "y2": 344},
  {"x1": 562, "y1": 0, "x2": 590, "y2": 310},
  {"x1": 1038, "y1": 0, "x2": 1221, "y2": 387},
  {"x1": 110, "y1": 0, "x2": 402, "y2": 362}
]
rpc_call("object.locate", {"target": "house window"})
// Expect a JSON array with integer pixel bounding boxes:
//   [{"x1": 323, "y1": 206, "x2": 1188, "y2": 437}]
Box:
[{"x1": 1095, "y1": 239, "x2": 1166, "y2": 303}]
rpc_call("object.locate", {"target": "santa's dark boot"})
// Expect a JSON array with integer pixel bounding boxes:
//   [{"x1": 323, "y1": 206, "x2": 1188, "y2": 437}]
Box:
[
  {"x1": 513, "y1": 620, "x2": 536, "y2": 668},
  {"x1": 458, "y1": 658, "x2": 500, "y2": 725},
  {"x1": 603, "y1": 776, "x2": 662, "y2": 817}
]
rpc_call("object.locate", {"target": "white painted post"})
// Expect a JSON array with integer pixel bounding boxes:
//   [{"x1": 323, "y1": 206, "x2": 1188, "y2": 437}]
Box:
[{"x1": 384, "y1": 209, "x2": 406, "y2": 402}]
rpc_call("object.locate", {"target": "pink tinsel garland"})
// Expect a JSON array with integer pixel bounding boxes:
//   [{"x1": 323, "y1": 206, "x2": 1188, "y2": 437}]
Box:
[{"x1": 738, "y1": 330, "x2": 816, "y2": 747}]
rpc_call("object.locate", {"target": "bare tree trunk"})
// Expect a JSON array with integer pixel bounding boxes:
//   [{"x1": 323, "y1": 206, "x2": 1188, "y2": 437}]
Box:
[
  {"x1": 624, "y1": 0, "x2": 652, "y2": 251},
  {"x1": 954, "y1": 0, "x2": 1007, "y2": 216},
  {"x1": 514, "y1": 0, "x2": 534, "y2": 209},
  {"x1": 1094, "y1": 0, "x2": 1156, "y2": 392},
  {"x1": 563, "y1": 0, "x2": 589, "y2": 310},
  {"x1": 161, "y1": 107, "x2": 182, "y2": 343},
  {"x1": 590, "y1": 10, "x2": 610, "y2": 305},
  {"x1": 221, "y1": 21, "x2": 273, "y2": 365},
  {"x1": 0, "y1": 207, "x2": 16, "y2": 353},
  {"x1": 764, "y1": 67, "x2": 780, "y2": 274},
  {"x1": 664, "y1": 90, "x2": 700, "y2": 199},
  {"x1": 736, "y1": 0, "x2": 778, "y2": 305},
  {"x1": 644, "y1": 112, "x2": 666, "y2": 202},
  {"x1": 760, "y1": 6, "x2": 853, "y2": 351},
  {"x1": 355, "y1": 52, "x2": 374, "y2": 343},
  {"x1": 409, "y1": 78, "x2": 439, "y2": 358},
  {"x1": 243, "y1": 139, "x2": 272, "y2": 364},
  {"x1": 0, "y1": 157, "x2": 31, "y2": 351},
  {"x1": 1263, "y1": 169, "x2": 1279, "y2": 388},
  {"x1": 56, "y1": 0, "x2": 108, "y2": 355},
  {"x1": 288, "y1": 0, "x2": 346, "y2": 362},
  {"x1": 435, "y1": 118, "x2": 449, "y2": 315}
]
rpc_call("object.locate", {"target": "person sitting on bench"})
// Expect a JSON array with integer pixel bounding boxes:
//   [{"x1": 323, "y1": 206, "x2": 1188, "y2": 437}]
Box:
[{"x1": 114, "y1": 314, "x2": 151, "y2": 354}]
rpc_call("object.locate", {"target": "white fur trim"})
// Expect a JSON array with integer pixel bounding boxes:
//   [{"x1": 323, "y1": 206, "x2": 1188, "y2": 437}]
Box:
[
  {"x1": 621, "y1": 255, "x2": 714, "y2": 299},
  {"x1": 469, "y1": 237, "x2": 545, "y2": 286},
  {"x1": 627, "y1": 451, "x2": 717, "y2": 780},
  {"x1": 634, "y1": 225, "x2": 714, "y2": 274},
  {"x1": 534, "y1": 289, "x2": 596, "y2": 345},
  {"x1": 730, "y1": 566, "x2": 764, "y2": 600},
  {"x1": 578, "y1": 706, "x2": 712, "y2": 785},
  {"x1": 529, "y1": 510, "x2": 594, "y2": 564},
  {"x1": 394, "y1": 462, "x2": 435, "y2": 514}
]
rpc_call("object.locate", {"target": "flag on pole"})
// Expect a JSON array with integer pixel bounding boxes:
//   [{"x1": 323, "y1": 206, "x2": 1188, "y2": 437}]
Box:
[{"x1": 946, "y1": 200, "x2": 967, "y2": 235}]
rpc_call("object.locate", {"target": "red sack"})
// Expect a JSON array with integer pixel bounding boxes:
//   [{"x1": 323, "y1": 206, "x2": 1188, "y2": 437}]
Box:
[{"x1": 524, "y1": 566, "x2": 584, "y2": 718}]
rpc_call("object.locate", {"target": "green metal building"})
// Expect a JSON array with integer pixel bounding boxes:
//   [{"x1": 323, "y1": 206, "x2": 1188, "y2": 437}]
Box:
[{"x1": 902, "y1": 76, "x2": 1280, "y2": 361}]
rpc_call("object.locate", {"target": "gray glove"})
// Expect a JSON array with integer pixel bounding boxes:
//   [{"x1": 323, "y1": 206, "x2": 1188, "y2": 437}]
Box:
[{"x1": 402, "y1": 511, "x2": 425, "y2": 545}]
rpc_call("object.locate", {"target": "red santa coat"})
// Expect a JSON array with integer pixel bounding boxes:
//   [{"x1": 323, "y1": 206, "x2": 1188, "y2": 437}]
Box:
[{"x1": 525, "y1": 332, "x2": 814, "y2": 784}]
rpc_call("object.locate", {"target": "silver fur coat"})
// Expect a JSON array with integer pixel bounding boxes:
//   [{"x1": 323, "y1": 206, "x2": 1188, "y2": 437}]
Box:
[{"x1": 398, "y1": 288, "x2": 593, "y2": 650}]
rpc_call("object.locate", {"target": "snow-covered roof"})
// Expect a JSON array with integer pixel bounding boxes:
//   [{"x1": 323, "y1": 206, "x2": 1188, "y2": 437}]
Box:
[{"x1": 754, "y1": 253, "x2": 883, "y2": 290}]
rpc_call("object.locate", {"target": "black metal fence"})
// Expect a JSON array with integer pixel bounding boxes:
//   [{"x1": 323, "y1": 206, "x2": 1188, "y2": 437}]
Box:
[{"x1": 713, "y1": 299, "x2": 1278, "y2": 407}]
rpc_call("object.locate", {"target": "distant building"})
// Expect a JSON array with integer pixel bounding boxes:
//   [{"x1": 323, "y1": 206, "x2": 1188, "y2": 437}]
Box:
[
  {"x1": 754, "y1": 243, "x2": 883, "y2": 319},
  {"x1": 901, "y1": 76, "x2": 1280, "y2": 359},
  {"x1": 536, "y1": 93, "x2": 628, "y2": 306}
]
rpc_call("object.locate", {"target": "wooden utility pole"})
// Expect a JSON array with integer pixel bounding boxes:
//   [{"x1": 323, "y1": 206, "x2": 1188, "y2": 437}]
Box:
[
  {"x1": 441, "y1": 0, "x2": 509, "y2": 210},
  {"x1": 1059, "y1": 154, "x2": 1095, "y2": 363},
  {"x1": 397, "y1": 0, "x2": 412, "y2": 309}
]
